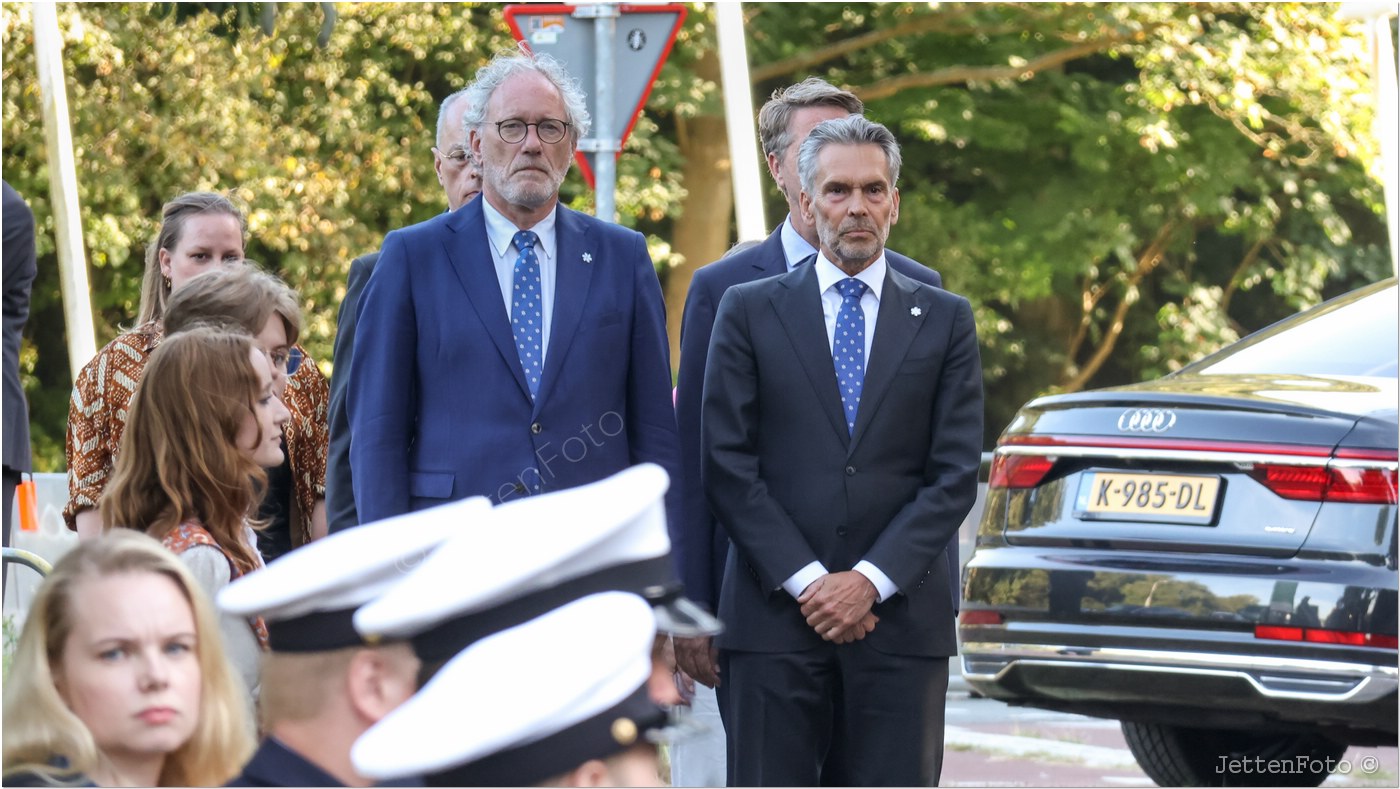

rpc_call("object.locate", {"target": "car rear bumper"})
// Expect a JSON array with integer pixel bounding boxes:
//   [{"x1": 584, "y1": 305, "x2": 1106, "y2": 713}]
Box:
[{"x1": 960, "y1": 638, "x2": 1398, "y2": 739}]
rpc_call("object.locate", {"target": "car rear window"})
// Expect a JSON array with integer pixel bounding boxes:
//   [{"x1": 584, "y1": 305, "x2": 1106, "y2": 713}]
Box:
[{"x1": 1191, "y1": 284, "x2": 1398, "y2": 378}]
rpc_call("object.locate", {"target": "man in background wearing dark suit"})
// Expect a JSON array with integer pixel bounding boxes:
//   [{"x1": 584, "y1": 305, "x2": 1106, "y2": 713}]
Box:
[
  {"x1": 3, "y1": 181, "x2": 36, "y2": 576},
  {"x1": 703, "y1": 115, "x2": 982, "y2": 785},
  {"x1": 325, "y1": 89, "x2": 481, "y2": 533}
]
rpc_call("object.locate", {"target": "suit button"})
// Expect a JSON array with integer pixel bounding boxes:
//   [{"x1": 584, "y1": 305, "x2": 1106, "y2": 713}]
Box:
[
  {"x1": 530, "y1": 422, "x2": 543, "y2": 435},
  {"x1": 837, "y1": 526, "x2": 849, "y2": 537},
  {"x1": 845, "y1": 465, "x2": 856, "y2": 476}
]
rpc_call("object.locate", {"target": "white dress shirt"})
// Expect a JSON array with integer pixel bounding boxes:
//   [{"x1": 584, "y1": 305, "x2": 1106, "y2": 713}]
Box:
[
  {"x1": 780, "y1": 252, "x2": 900, "y2": 604},
  {"x1": 780, "y1": 214, "x2": 817, "y2": 271},
  {"x1": 482, "y1": 198, "x2": 558, "y2": 367}
]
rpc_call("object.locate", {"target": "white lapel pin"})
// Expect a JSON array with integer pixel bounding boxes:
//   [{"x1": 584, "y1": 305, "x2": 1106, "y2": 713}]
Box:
[
  {"x1": 910, "y1": 306, "x2": 923, "y2": 317},
  {"x1": 582, "y1": 252, "x2": 593, "y2": 264}
]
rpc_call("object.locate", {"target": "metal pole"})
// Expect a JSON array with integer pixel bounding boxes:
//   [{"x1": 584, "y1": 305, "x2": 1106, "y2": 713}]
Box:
[
  {"x1": 716, "y1": 1, "x2": 767, "y2": 242},
  {"x1": 32, "y1": 2, "x2": 97, "y2": 382},
  {"x1": 591, "y1": 3, "x2": 619, "y2": 223}
]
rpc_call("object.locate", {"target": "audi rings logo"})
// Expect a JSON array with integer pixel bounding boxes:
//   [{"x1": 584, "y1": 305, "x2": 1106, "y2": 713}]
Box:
[{"x1": 1117, "y1": 408, "x2": 1177, "y2": 433}]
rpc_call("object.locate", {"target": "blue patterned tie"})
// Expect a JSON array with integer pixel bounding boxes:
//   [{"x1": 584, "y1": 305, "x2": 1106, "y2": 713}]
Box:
[
  {"x1": 511, "y1": 230, "x2": 543, "y2": 398},
  {"x1": 834, "y1": 278, "x2": 868, "y2": 435}
]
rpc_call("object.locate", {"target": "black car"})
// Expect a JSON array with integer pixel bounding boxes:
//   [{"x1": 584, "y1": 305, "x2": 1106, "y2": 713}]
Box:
[{"x1": 959, "y1": 279, "x2": 1397, "y2": 786}]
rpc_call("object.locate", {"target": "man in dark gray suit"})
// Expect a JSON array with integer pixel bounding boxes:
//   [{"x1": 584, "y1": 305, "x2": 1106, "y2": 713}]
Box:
[
  {"x1": 702, "y1": 115, "x2": 982, "y2": 786},
  {"x1": 3, "y1": 181, "x2": 36, "y2": 570},
  {"x1": 325, "y1": 89, "x2": 481, "y2": 533}
]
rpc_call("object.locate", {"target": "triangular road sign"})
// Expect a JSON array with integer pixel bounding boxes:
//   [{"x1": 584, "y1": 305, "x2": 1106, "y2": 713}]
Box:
[{"x1": 504, "y1": 4, "x2": 687, "y2": 189}]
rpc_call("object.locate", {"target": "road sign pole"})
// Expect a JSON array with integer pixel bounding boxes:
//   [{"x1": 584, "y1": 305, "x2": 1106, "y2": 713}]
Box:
[{"x1": 586, "y1": 3, "x2": 619, "y2": 222}]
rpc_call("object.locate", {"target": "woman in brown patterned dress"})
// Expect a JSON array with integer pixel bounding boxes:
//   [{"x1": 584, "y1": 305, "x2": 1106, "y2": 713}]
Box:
[{"x1": 65, "y1": 192, "x2": 328, "y2": 550}]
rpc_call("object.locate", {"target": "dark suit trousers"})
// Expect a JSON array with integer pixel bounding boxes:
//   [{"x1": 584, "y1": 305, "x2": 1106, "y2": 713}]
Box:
[{"x1": 720, "y1": 642, "x2": 948, "y2": 787}]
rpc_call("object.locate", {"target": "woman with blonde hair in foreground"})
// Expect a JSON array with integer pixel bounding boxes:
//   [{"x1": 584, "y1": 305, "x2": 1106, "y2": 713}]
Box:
[{"x1": 1, "y1": 529, "x2": 254, "y2": 786}]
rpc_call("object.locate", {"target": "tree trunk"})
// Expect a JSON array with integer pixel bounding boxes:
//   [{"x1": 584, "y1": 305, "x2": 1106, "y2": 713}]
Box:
[{"x1": 665, "y1": 49, "x2": 732, "y2": 365}]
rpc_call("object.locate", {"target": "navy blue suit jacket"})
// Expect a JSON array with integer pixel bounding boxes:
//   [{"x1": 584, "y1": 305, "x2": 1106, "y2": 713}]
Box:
[
  {"x1": 702, "y1": 262, "x2": 982, "y2": 656},
  {"x1": 348, "y1": 199, "x2": 682, "y2": 527},
  {"x1": 674, "y1": 226, "x2": 946, "y2": 612}
]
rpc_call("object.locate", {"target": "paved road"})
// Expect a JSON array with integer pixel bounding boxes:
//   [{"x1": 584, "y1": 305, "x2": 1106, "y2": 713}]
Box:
[{"x1": 942, "y1": 673, "x2": 1398, "y2": 787}]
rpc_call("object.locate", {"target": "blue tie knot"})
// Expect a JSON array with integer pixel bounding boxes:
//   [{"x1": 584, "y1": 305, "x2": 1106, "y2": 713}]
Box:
[
  {"x1": 514, "y1": 230, "x2": 538, "y2": 253},
  {"x1": 836, "y1": 277, "x2": 867, "y2": 302}
]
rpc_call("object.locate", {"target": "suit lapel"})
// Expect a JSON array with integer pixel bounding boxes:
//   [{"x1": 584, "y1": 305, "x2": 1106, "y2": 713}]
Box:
[
  {"x1": 443, "y1": 202, "x2": 532, "y2": 401},
  {"x1": 536, "y1": 206, "x2": 596, "y2": 414},
  {"x1": 753, "y1": 227, "x2": 790, "y2": 277},
  {"x1": 771, "y1": 265, "x2": 850, "y2": 445},
  {"x1": 849, "y1": 266, "x2": 929, "y2": 452}
]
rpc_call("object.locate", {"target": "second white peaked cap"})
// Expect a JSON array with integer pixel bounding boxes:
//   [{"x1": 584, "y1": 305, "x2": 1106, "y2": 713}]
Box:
[
  {"x1": 218, "y1": 495, "x2": 493, "y2": 652},
  {"x1": 354, "y1": 463, "x2": 701, "y2": 650},
  {"x1": 351, "y1": 592, "x2": 663, "y2": 786}
]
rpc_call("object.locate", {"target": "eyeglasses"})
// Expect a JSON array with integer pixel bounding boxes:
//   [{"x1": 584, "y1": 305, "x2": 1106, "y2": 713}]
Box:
[
  {"x1": 269, "y1": 347, "x2": 303, "y2": 376},
  {"x1": 434, "y1": 146, "x2": 473, "y2": 166},
  {"x1": 493, "y1": 118, "x2": 570, "y2": 145}
]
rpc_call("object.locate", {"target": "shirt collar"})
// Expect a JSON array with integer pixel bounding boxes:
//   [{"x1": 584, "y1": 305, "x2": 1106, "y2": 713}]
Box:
[
  {"x1": 815, "y1": 252, "x2": 886, "y2": 302},
  {"x1": 482, "y1": 198, "x2": 558, "y2": 263},
  {"x1": 780, "y1": 214, "x2": 817, "y2": 270}
]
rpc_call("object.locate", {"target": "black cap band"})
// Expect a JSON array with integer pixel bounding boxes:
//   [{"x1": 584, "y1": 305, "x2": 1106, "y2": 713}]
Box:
[
  {"x1": 425, "y1": 685, "x2": 666, "y2": 787},
  {"x1": 267, "y1": 608, "x2": 369, "y2": 653},
  {"x1": 410, "y1": 555, "x2": 676, "y2": 664}
]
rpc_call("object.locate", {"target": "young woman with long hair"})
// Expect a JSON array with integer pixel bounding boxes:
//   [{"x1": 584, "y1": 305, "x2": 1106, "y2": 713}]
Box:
[
  {"x1": 102, "y1": 326, "x2": 290, "y2": 701},
  {"x1": 2, "y1": 529, "x2": 255, "y2": 786}
]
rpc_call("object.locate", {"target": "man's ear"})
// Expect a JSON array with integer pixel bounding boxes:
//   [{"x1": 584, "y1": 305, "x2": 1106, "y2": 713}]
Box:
[
  {"x1": 766, "y1": 151, "x2": 783, "y2": 185},
  {"x1": 799, "y1": 189, "x2": 816, "y2": 228},
  {"x1": 891, "y1": 186, "x2": 900, "y2": 226},
  {"x1": 566, "y1": 759, "x2": 612, "y2": 788},
  {"x1": 345, "y1": 647, "x2": 417, "y2": 723},
  {"x1": 469, "y1": 127, "x2": 484, "y2": 161}
]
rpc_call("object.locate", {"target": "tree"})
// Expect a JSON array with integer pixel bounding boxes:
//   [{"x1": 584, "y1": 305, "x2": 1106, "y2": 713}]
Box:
[{"x1": 2, "y1": 3, "x2": 1389, "y2": 471}]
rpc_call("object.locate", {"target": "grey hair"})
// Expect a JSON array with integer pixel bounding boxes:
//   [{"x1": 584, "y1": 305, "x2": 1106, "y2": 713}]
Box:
[
  {"x1": 758, "y1": 78, "x2": 863, "y2": 163},
  {"x1": 436, "y1": 88, "x2": 471, "y2": 148},
  {"x1": 461, "y1": 49, "x2": 592, "y2": 142},
  {"x1": 797, "y1": 115, "x2": 902, "y2": 196}
]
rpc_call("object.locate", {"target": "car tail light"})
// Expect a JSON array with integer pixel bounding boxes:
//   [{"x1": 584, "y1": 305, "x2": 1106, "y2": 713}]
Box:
[
  {"x1": 1251, "y1": 464, "x2": 1398, "y2": 504},
  {"x1": 1255, "y1": 625, "x2": 1398, "y2": 649},
  {"x1": 960, "y1": 610, "x2": 1004, "y2": 626},
  {"x1": 988, "y1": 453, "x2": 1054, "y2": 489}
]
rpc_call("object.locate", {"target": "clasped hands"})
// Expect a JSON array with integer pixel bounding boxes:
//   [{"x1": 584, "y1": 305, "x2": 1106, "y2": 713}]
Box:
[{"x1": 798, "y1": 570, "x2": 878, "y2": 644}]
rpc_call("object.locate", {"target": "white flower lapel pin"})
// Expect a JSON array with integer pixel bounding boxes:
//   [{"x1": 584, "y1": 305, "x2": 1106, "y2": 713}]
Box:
[
  {"x1": 910, "y1": 306, "x2": 923, "y2": 317},
  {"x1": 582, "y1": 252, "x2": 593, "y2": 264}
]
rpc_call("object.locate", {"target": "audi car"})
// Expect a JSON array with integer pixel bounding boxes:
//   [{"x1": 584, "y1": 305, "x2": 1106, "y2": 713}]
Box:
[{"x1": 959, "y1": 278, "x2": 1397, "y2": 786}]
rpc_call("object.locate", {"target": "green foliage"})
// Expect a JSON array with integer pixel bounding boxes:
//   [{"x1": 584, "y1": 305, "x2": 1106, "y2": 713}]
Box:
[{"x1": 1, "y1": 2, "x2": 1390, "y2": 472}]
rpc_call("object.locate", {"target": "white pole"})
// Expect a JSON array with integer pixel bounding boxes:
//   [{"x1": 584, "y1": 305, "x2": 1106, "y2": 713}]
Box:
[
  {"x1": 716, "y1": 1, "x2": 767, "y2": 242},
  {"x1": 1340, "y1": 3, "x2": 1399, "y2": 274},
  {"x1": 1371, "y1": 15, "x2": 1398, "y2": 273},
  {"x1": 586, "y1": 2, "x2": 620, "y2": 223},
  {"x1": 32, "y1": 2, "x2": 96, "y2": 381}
]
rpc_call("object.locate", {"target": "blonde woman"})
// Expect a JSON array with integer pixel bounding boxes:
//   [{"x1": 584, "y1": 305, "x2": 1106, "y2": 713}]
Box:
[{"x1": 1, "y1": 530, "x2": 254, "y2": 786}]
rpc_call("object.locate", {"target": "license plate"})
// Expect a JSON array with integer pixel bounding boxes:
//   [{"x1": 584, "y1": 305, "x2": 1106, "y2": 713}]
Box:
[{"x1": 1075, "y1": 472, "x2": 1221, "y2": 525}]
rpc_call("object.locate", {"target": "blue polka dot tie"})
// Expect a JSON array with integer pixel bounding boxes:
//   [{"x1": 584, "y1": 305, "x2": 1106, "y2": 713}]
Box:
[
  {"x1": 511, "y1": 230, "x2": 543, "y2": 399},
  {"x1": 834, "y1": 278, "x2": 868, "y2": 435}
]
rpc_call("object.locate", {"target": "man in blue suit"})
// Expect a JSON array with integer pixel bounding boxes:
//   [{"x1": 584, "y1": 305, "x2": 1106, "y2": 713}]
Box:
[
  {"x1": 672, "y1": 79, "x2": 946, "y2": 693},
  {"x1": 703, "y1": 115, "x2": 982, "y2": 786},
  {"x1": 326, "y1": 88, "x2": 481, "y2": 533},
  {"x1": 348, "y1": 50, "x2": 682, "y2": 527}
]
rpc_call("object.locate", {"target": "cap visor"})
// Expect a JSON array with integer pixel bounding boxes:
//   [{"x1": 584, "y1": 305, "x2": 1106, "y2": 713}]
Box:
[{"x1": 652, "y1": 596, "x2": 723, "y2": 638}]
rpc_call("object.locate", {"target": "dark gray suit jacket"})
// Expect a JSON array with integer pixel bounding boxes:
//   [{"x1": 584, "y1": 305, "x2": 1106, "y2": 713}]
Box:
[
  {"x1": 703, "y1": 261, "x2": 982, "y2": 657},
  {"x1": 675, "y1": 225, "x2": 945, "y2": 612},
  {"x1": 3, "y1": 181, "x2": 35, "y2": 474},
  {"x1": 325, "y1": 250, "x2": 379, "y2": 532}
]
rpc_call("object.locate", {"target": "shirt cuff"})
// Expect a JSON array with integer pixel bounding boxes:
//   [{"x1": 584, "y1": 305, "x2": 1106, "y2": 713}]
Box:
[
  {"x1": 853, "y1": 560, "x2": 899, "y2": 603},
  {"x1": 782, "y1": 561, "x2": 828, "y2": 599}
]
